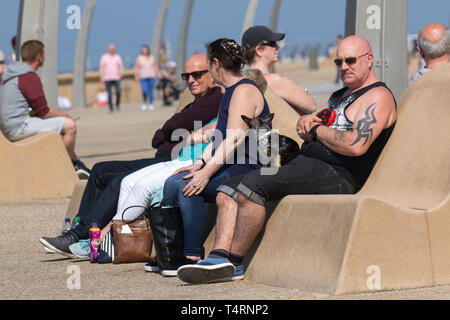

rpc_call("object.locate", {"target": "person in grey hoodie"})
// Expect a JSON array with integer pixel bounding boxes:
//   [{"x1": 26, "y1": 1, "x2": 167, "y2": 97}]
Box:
[{"x1": 0, "y1": 39, "x2": 90, "y2": 178}]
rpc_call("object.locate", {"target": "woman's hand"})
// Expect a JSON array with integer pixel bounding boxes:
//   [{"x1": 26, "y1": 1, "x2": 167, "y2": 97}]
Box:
[{"x1": 182, "y1": 167, "x2": 211, "y2": 197}]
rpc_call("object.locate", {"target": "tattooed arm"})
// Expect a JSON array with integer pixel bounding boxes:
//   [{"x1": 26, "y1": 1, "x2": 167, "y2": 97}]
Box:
[{"x1": 314, "y1": 88, "x2": 396, "y2": 156}]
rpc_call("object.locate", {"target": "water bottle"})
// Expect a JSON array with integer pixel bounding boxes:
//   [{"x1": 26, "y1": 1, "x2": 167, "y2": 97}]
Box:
[
  {"x1": 70, "y1": 216, "x2": 81, "y2": 231},
  {"x1": 89, "y1": 222, "x2": 101, "y2": 263},
  {"x1": 60, "y1": 216, "x2": 71, "y2": 234}
]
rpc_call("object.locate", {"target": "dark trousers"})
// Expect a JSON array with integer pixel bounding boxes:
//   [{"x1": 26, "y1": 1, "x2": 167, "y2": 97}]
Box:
[
  {"x1": 73, "y1": 152, "x2": 171, "y2": 239},
  {"x1": 105, "y1": 80, "x2": 121, "y2": 111},
  {"x1": 221, "y1": 155, "x2": 356, "y2": 207}
]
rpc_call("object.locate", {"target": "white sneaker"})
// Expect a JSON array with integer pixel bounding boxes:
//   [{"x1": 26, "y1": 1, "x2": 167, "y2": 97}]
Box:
[
  {"x1": 148, "y1": 104, "x2": 155, "y2": 111},
  {"x1": 141, "y1": 104, "x2": 148, "y2": 111}
]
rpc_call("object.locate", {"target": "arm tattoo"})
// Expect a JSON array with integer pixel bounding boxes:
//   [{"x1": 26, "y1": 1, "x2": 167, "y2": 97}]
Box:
[
  {"x1": 350, "y1": 102, "x2": 377, "y2": 146},
  {"x1": 334, "y1": 130, "x2": 346, "y2": 142}
]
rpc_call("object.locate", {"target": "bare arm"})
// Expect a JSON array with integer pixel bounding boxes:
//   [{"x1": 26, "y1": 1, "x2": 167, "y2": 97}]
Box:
[
  {"x1": 266, "y1": 73, "x2": 316, "y2": 114},
  {"x1": 298, "y1": 88, "x2": 396, "y2": 156},
  {"x1": 99, "y1": 62, "x2": 104, "y2": 83},
  {"x1": 134, "y1": 58, "x2": 140, "y2": 81},
  {"x1": 180, "y1": 84, "x2": 264, "y2": 196},
  {"x1": 42, "y1": 107, "x2": 73, "y2": 120},
  {"x1": 186, "y1": 120, "x2": 217, "y2": 145}
]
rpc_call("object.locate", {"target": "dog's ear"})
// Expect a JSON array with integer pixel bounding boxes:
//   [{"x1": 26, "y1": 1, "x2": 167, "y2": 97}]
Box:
[
  {"x1": 264, "y1": 113, "x2": 275, "y2": 124},
  {"x1": 241, "y1": 115, "x2": 254, "y2": 128}
]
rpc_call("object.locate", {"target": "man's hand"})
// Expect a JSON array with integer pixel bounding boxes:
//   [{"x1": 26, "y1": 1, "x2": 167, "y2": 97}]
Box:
[{"x1": 296, "y1": 114, "x2": 322, "y2": 141}]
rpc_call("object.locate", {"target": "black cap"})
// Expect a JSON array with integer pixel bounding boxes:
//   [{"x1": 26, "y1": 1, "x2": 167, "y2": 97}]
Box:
[{"x1": 241, "y1": 25, "x2": 285, "y2": 49}]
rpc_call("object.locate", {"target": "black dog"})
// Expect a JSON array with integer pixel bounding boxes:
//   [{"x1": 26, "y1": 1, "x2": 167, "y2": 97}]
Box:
[{"x1": 241, "y1": 113, "x2": 300, "y2": 167}]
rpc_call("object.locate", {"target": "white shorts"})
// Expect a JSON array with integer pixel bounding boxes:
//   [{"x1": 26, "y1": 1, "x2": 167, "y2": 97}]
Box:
[{"x1": 8, "y1": 116, "x2": 65, "y2": 142}]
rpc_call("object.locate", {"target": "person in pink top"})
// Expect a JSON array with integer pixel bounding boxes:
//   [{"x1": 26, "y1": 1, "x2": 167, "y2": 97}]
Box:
[
  {"x1": 99, "y1": 44, "x2": 124, "y2": 112},
  {"x1": 134, "y1": 44, "x2": 160, "y2": 111}
]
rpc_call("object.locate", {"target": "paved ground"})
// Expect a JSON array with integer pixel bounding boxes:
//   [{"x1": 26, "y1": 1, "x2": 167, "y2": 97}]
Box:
[{"x1": 1, "y1": 65, "x2": 449, "y2": 302}]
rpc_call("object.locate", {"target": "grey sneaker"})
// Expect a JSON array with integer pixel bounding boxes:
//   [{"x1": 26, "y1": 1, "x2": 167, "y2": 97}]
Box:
[{"x1": 39, "y1": 231, "x2": 79, "y2": 258}]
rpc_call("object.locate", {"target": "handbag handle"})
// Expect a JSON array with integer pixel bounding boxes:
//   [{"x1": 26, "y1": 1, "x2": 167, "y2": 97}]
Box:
[{"x1": 121, "y1": 201, "x2": 164, "y2": 225}]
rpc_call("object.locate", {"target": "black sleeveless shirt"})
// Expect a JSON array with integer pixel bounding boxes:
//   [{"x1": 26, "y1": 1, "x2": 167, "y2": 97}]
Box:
[
  {"x1": 212, "y1": 78, "x2": 271, "y2": 177},
  {"x1": 300, "y1": 82, "x2": 396, "y2": 191}
]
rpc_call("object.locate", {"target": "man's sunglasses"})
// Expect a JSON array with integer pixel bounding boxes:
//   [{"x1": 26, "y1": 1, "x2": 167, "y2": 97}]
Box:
[
  {"x1": 181, "y1": 69, "x2": 208, "y2": 81},
  {"x1": 334, "y1": 52, "x2": 370, "y2": 67}
]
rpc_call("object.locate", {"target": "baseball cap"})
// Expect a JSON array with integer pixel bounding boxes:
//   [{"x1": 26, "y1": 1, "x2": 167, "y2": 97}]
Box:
[{"x1": 241, "y1": 25, "x2": 285, "y2": 49}]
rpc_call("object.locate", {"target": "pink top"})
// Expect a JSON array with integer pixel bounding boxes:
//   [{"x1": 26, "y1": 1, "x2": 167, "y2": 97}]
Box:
[
  {"x1": 100, "y1": 53, "x2": 123, "y2": 81},
  {"x1": 136, "y1": 54, "x2": 157, "y2": 79}
]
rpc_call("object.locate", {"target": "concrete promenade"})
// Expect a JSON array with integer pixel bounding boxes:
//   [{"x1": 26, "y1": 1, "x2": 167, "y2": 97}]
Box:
[{"x1": 1, "y1": 64, "x2": 449, "y2": 300}]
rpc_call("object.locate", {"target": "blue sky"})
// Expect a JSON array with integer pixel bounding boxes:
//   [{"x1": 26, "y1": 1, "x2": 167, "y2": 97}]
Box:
[{"x1": 1, "y1": 0, "x2": 449, "y2": 73}]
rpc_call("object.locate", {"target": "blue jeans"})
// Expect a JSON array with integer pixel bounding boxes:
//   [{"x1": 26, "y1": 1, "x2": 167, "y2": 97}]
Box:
[
  {"x1": 163, "y1": 169, "x2": 232, "y2": 257},
  {"x1": 140, "y1": 78, "x2": 156, "y2": 104},
  {"x1": 105, "y1": 80, "x2": 121, "y2": 111}
]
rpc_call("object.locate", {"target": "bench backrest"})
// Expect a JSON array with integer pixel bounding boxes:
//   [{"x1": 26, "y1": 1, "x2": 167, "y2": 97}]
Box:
[{"x1": 359, "y1": 63, "x2": 450, "y2": 210}]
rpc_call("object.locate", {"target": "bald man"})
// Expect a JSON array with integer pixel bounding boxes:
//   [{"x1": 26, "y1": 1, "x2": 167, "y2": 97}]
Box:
[
  {"x1": 40, "y1": 54, "x2": 223, "y2": 258},
  {"x1": 413, "y1": 23, "x2": 449, "y2": 82},
  {"x1": 177, "y1": 35, "x2": 398, "y2": 284},
  {"x1": 99, "y1": 44, "x2": 124, "y2": 112}
]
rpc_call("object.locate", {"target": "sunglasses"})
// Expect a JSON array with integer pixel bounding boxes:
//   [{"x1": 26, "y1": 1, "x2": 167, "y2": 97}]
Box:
[
  {"x1": 334, "y1": 52, "x2": 370, "y2": 67},
  {"x1": 181, "y1": 69, "x2": 208, "y2": 81},
  {"x1": 259, "y1": 40, "x2": 278, "y2": 48}
]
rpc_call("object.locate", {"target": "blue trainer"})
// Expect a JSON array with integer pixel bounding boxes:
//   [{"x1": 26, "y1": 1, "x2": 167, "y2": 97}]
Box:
[
  {"x1": 69, "y1": 239, "x2": 90, "y2": 259},
  {"x1": 232, "y1": 264, "x2": 245, "y2": 281},
  {"x1": 177, "y1": 257, "x2": 235, "y2": 284}
]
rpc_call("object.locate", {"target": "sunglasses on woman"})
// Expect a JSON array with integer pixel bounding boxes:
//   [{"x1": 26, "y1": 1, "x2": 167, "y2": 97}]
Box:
[
  {"x1": 259, "y1": 40, "x2": 278, "y2": 48},
  {"x1": 334, "y1": 52, "x2": 370, "y2": 67},
  {"x1": 181, "y1": 69, "x2": 208, "y2": 81}
]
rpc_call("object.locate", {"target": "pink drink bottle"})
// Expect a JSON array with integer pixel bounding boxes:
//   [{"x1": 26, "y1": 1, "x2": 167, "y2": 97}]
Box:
[{"x1": 89, "y1": 223, "x2": 101, "y2": 263}]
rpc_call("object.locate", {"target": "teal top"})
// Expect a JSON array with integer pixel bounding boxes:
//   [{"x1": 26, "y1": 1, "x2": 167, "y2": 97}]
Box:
[
  {"x1": 150, "y1": 117, "x2": 217, "y2": 205},
  {"x1": 177, "y1": 117, "x2": 216, "y2": 161}
]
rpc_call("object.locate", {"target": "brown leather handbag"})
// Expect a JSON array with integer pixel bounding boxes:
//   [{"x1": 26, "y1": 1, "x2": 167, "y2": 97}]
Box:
[{"x1": 111, "y1": 205, "x2": 154, "y2": 264}]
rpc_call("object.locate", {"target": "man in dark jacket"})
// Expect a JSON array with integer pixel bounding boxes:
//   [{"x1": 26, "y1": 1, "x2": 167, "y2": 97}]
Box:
[{"x1": 39, "y1": 54, "x2": 222, "y2": 257}]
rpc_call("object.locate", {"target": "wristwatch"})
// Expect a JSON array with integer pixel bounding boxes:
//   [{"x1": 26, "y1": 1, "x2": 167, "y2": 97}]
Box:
[{"x1": 310, "y1": 124, "x2": 322, "y2": 141}]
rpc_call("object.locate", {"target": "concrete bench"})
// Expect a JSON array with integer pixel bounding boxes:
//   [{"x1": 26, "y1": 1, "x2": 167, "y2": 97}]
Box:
[{"x1": 0, "y1": 130, "x2": 78, "y2": 202}]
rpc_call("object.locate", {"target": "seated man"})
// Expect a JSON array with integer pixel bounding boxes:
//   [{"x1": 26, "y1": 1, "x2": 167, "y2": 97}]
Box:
[
  {"x1": 412, "y1": 23, "x2": 449, "y2": 82},
  {"x1": 0, "y1": 39, "x2": 90, "y2": 178},
  {"x1": 176, "y1": 35, "x2": 398, "y2": 284},
  {"x1": 39, "y1": 53, "x2": 223, "y2": 257}
]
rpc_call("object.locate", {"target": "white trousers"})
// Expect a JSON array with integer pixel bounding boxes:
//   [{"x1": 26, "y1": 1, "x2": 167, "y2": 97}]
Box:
[{"x1": 113, "y1": 158, "x2": 193, "y2": 221}]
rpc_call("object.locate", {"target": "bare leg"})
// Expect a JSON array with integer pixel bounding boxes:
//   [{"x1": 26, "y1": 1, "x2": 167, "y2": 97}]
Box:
[
  {"x1": 213, "y1": 192, "x2": 238, "y2": 252},
  {"x1": 229, "y1": 193, "x2": 266, "y2": 257},
  {"x1": 186, "y1": 255, "x2": 200, "y2": 261},
  {"x1": 60, "y1": 117, "x2": 78, "y2": 161},
  {"x1": 100, "y1": 221, "x2": 113, "y2": 243}
]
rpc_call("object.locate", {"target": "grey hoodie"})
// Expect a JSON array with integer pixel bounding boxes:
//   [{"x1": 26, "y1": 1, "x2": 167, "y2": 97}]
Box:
[{"x1": 0, "y1": 62, "x2": 36, "y2": 139}]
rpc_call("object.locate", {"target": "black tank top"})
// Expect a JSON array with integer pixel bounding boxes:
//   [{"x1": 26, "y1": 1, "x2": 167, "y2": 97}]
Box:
[
  {"x1": 212, "y1": 78, "x2": 271, "y2": 177},
  {"x1": 300, "y1": 82, "x2": 396, "y2": 191}
]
